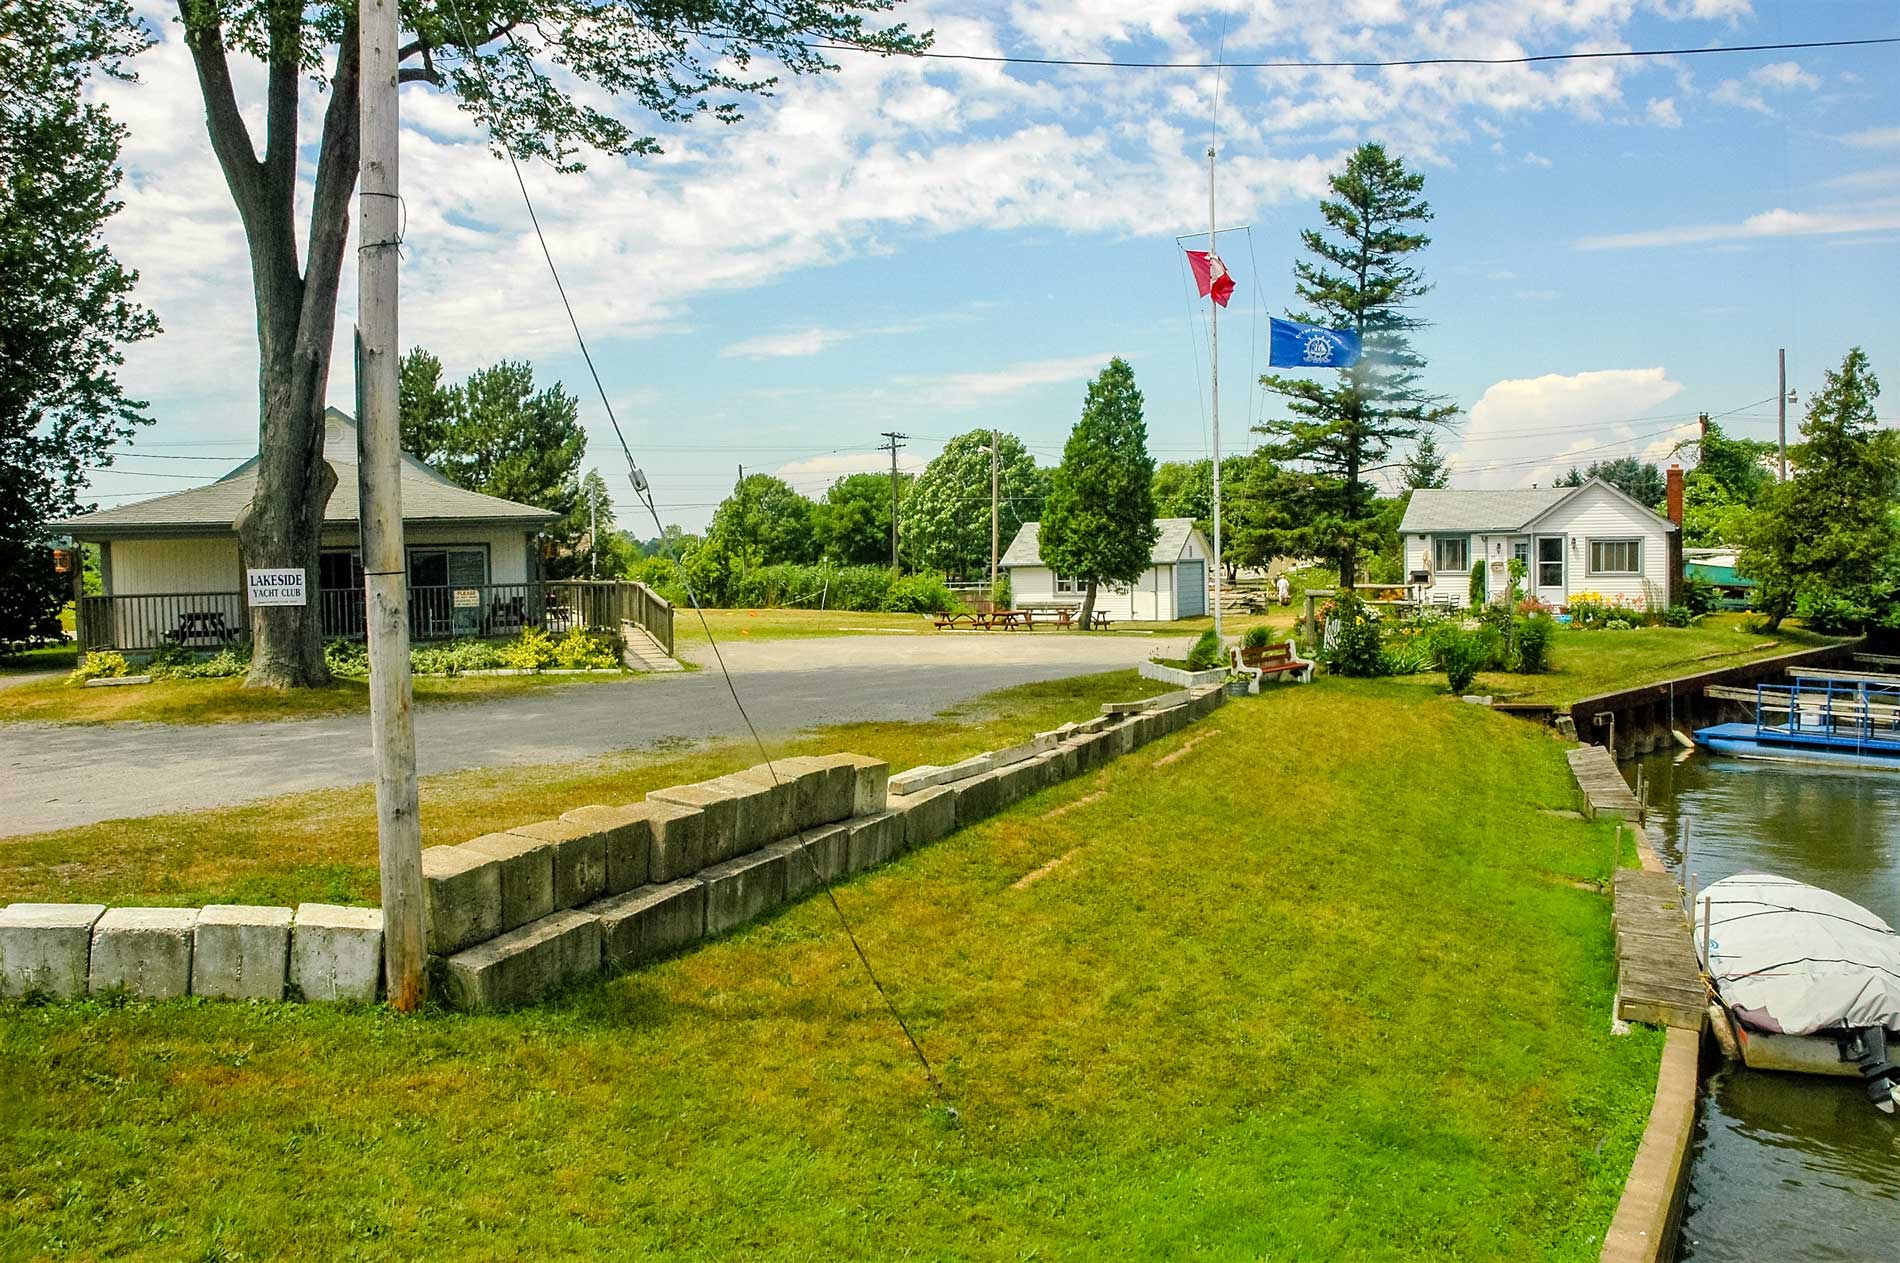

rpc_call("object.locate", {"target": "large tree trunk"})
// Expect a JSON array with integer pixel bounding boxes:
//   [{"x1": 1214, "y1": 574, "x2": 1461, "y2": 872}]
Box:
[
  {"x1": 1077, "y1": 577, "x2": 1097, "y2": 630},
  {"x1": 182, "y1": 8, "x2": 361, "y2": 687}
]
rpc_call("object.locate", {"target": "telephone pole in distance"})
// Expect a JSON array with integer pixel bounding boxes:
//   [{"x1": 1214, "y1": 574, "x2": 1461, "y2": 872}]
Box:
[{"x1": 880, "y1": 432, "x2": 908, "y2": 570}]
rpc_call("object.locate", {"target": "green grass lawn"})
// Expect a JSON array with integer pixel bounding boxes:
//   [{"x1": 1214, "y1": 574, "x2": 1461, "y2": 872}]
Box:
[
  {"x1": 0, "y1": 669, "x2": 645, "y2": 727},
  {"x1": 1465, "y1": 612, "x2": 1842, "y2": 708},
  {"x1": 0, "y1": 642, "x2": 77, "y2": 676},
  {"x1": 672, "y1": 605, "x2": 1294, "y2": 643},
  {"x1": 0, "y1": 676, "x2": 1660, "y2": 1259}
]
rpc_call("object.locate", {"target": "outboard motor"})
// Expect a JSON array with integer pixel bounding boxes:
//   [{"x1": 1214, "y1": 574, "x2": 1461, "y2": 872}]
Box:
[{"x1": 1841, "y1": 1027, "x2": 1900, "y2": 1113}]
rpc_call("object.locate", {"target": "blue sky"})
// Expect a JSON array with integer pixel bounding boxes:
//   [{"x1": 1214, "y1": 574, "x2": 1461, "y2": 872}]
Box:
[{"x1": 89, "y1": 0, "x2": 1900, "y2": 531}]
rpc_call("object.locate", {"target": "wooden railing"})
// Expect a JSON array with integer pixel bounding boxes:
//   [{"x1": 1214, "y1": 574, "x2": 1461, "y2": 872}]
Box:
[{"x1": 78, "y1": 579, "x2": 674, "y2": 657}]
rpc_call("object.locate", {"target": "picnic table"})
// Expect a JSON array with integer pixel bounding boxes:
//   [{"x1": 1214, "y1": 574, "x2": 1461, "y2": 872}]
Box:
[
  {"x1": 933, "y1": 606, "x2": 1111, "y2": 631},
  {"x1": 169, "y1": 610, "x2": 235, "y2": 648}
]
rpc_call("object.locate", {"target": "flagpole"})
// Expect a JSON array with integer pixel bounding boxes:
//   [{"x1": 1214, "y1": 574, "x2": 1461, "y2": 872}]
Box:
[{"x1": 1207, "y1": 144, "x2": 1223, "y2": 641}]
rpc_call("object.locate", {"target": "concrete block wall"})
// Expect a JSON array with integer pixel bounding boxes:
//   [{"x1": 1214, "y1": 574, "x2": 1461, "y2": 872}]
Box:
[{"x1": 0, "y1": 684, "x2": 1228, "y2": 1014}]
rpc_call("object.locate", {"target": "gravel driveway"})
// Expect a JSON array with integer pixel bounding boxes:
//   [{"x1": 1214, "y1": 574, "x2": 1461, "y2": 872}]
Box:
[{"x1": 0, "y1": 632, "x2": 1186, "y2": 837}]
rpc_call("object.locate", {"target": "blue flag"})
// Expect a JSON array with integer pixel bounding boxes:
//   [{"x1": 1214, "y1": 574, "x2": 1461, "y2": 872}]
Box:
[{"x1": 1268, "y1": 317, "x2": 1362, "y2": 369}]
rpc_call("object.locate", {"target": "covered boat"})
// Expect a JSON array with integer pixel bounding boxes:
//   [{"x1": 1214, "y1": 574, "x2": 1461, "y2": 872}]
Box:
[{"x1": 1696, "y1": 874, "x2": 1900, "y2": 1111}]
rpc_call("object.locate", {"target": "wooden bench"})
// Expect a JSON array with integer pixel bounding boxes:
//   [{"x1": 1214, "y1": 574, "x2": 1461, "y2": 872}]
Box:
[{"x1": 1231, "y1": 640, "x2": 1314, "y2": 691}]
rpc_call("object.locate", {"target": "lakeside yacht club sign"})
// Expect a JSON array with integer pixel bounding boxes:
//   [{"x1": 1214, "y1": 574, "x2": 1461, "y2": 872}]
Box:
[{"x1": 247, "y1": 568, "x2": 307, "y2": 607}]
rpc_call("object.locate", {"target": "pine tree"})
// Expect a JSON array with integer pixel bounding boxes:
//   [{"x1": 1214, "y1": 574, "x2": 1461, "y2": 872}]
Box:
[
  {"x1": 1401, "y1": 433, "x2": 1450, "y2": 489},
  {"x1": 1041, "y1": 359, "x2": 1159, "y2": 629},
  {"x1": 1254, "y1": 144, "x2": 1456, "y2": 587}
]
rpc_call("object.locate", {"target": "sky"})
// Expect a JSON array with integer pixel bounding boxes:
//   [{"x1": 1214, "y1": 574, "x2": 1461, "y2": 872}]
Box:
[{"x1": 83, "y1": 0, "x2": 1900, "y2": 534}]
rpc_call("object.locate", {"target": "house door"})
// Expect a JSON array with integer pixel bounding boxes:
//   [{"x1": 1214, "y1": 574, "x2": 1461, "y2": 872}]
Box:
[
  {"x1": 1175, "y1": 560, "x2": 1206, "y2": 618},
  {"x1": 409, "y1": 547, "x2": 488, "y2": 638},
  {"x1": 1535, "y1": 536, "x2": 1565, "y2": 601},
  {"x1": 318, "y1": 550, "x2": 365, "y2": 638}
]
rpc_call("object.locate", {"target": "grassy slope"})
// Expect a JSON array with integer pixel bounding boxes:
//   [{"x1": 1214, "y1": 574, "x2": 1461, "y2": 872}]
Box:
[
  {"x1": 0, "y1": 680, "x2": 1660, "y2": 1260},
  {"x1": 1471, "y1": 613, "x2": 1841, "y2": 708},
  {"x1": 0, "y1": 669, "x2": 648, "y2": 727}
]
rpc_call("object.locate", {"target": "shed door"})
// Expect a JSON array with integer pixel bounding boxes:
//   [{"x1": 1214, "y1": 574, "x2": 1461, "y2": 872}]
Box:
[{"x1": 1175, "y1": 560, "x2": 1206, "y2": 619}]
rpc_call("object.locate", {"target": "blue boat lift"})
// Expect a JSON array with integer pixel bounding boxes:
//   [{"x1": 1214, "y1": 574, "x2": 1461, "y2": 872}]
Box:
[{"x1": 1695, "y1": 672, "x2": 1900, "y2": 768}]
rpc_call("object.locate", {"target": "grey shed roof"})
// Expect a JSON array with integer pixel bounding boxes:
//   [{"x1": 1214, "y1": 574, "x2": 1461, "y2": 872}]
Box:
[
  {"x1": 1398, "y1": 487, "x2": 1574, "y2": 533},
  {"x1": 57, "y1": 409, "x2": 561, "y2": 539},
  {"x1": 1002, "y1": 517, "x2": 1201, "y2": 568}
]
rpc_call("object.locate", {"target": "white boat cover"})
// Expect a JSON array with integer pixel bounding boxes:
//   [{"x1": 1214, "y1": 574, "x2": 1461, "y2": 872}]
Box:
[{"x1": 1696, "y1": 873, "x2": 1900, "y2": 1036}]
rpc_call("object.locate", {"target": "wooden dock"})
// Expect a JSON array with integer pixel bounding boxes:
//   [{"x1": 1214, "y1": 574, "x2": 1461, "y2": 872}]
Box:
[{"x1": 1565, "y1": 745, "x2": 1706, "y2": 1032}]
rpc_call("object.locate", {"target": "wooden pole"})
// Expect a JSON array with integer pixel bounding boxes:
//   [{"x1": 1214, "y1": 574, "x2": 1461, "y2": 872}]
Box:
[
  {"x1": 989, "y1": 428, "x2": 999, "y2": 597},
  {"x1": 1207, "y1": 144, "x2": 1223, "y2": 641},
  {"x1": 1777, "y1": 348, "x2": 1788, "y2": 483},
  {"x1": 358, "y1": 0, "x2": 425, "y2": 1012}
]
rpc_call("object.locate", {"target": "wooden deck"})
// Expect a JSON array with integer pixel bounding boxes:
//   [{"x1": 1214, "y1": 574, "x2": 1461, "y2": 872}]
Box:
[{"x1": 1565, "y1": 744, "x2": 1706, "y2": 1032}]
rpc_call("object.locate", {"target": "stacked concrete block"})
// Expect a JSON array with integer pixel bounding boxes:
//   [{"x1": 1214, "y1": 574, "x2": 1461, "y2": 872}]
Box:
[
  {"x1": 421, "y1": 844, "x2": 504, "y2": 956},
  {"x1": 888, "y1": 765, "x2": 941, "y2": 796},
  {"x1": 0, "y1": 903, "x2": 106, "y2": 999},
  {"x1": 508, "y1": 818, "x2": 608, "y2": 910},
  {"x1": 951, "y1": 771, "x2": 1003, "y2": 828},
  {"x1": 636, "y1": 800, "x2": 707, "y2": 882},
  {"x1": 441, "y1": 908, "x2": 601, "y2": 1012},
  {"x1": 772, "y1": 823, "x2": 848, "y2": 897},
  {"x1": 648, "y1": 780, "x2": 744, "y2": 865},
  {"x1": 290, "y1": 904, "x2": 383, "y2": 1002},
  {"x1": 844, "y1": 811, "x2": 901, "y2": 874},
  {"x1": 832, "y1": 753, "x2": 891, "y2": 818},
  {"x1": 701, "y1": 848, "x2": 787, "y2": 935},
  {"x1": 462, "y1": 832, "x2": 556, "y2": 930},
  {"x1": 556, "y1": 804, "x2": 656, "y2": 895},
  {"x1": 887, "y1": 786, "x2": 957, "y2": 850},
  {"x1": 89, "y1": 907, "x2": 197, "y2": 999},
  {"x1": 191, "y1": 905, "x2": 292, "y2": 1001},
  {"x1": 795, "y1": 755, "x2": 860, "y2": 825},
  {"x1": 716, "y1": 770, "x2": 792, "y2": 851},
  {"x1": 589, "y1": 879, "x2": 706, "y2": 969}
]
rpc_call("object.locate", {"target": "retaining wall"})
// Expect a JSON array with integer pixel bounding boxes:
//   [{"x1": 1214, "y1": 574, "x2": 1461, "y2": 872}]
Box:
[{"x1": 1, "y1": 684, "x2": 1228, "y2": 1012}]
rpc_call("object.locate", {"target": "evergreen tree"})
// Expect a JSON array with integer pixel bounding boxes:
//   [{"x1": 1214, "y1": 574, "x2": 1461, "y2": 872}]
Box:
[
  {"x1": 905, "y1": 430, "x2": 1045, "y2": 578},
  {"x1": 1401, "y1": 433, "x2": 1450, "y2": 489},
  {"x1": 1040, "y1": 359, "x2": 1159, "y2": 629},
  {"x1": 1, "y1": 0, "x2": 158, "y2": 646},
  {"x1": 398, "y1": 348, "x2": 455, "y2": 468},
  {"x1": 1738, "y1": 348, "x2": 1900, "y2": 631},
  {"x1": 1255, "y1": 143, "x2": 1456, "y2": 587},
  {"x1": 1554, "y1": 456, "x2": 1665, "y2": 507}
]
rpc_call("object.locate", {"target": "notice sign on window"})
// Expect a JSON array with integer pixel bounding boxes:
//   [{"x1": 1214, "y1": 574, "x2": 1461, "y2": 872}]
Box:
[
  {"x1": 247, "y1": 567, "x2": 307, "y2": 607},
  {"x1": 453, "y1": 588, "x2": 480, "y2": 609}
]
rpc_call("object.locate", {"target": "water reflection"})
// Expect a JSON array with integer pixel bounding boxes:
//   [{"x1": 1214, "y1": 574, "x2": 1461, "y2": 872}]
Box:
[{"x1": 1630, "y1": 750, "x2": 1900, "y2": 1262}]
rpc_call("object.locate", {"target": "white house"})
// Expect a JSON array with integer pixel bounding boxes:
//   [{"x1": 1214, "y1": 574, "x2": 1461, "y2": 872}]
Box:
[
  {"x1": 1398, "y1": 474, "x2": 1683, "y2": 609},
  {"x1": 57, "y1": 409, "x2": 566, "y2": 651},
  {"x1": 1000, "y1": 517, "x2": 1213, "y2": 621}
]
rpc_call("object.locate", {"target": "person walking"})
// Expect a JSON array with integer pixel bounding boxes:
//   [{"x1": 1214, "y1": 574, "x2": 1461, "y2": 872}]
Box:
[{"x1": 1276, "y1": 573, "x2": 1291, "y2": 607}]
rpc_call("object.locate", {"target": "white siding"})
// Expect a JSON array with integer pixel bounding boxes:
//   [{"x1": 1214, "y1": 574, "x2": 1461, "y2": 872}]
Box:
[
  {"x1": 108, "y1": 537, "x2": 242, "y2": 595},
  {"x1": 1403, "y1": 531, "x2": 1484, "y2": 605},
  {"x1": 1526, "y1": 484, "x2": 1672, "y2": 609},
  {"x1": 1009, "y1": 565, "x2": 1058, "y2": 605},
  {"x1": 1002, "y1": 563, "x2": 1173, "y2": 620},
  {"x1": 320, "y1": 524, "x2": 536, "y2": 585}
]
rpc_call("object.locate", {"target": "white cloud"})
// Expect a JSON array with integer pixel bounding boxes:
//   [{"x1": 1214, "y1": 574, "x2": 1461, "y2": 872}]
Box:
[
  {"x1": 1523, "y1": 151, "x2": 1553, "y2": 167},
  {"x1": 899, "y1": 353, "x2": 1112, "y2": 404},
  {"x1": 1750, "y1": 61, "x2": 1819, "y2": 91},
  {"x1": 773, "y1": 450, "x2": 926, "y2": 488},
  {"x1": 1708, "y1": 79, "x2": 1771, "y2": 116},
  {"x1": 1455, "y1": 368, "x2": 1691, "y2": 489},
  {"x1": 1646, "y1": 96, "x2": 1681, "y2": 127},
  {"x1": 1843, "y1": 127, "x2": 1900, "y2": 149},
  {"x1": 720, "y1": 328, "x2": 855, "y2": 359},
  {"x1": 1577, "y1": 204, "x2": 1900, "y2": 249}
]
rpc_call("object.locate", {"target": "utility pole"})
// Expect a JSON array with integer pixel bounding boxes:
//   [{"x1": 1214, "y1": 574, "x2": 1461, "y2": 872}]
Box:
[
  {"x1": 1777, "y1": 348, "x2": 1788, "y2": 483},
  {"x1": 736, "y1": 464, "x2": 746, "y2": 583},
  {"x1": 881, "y1": 431, "x2": 907, "y2": 569},
  {"x1": 589, "y1": 484, "x2": 597, "y2": 579},
  {"x1": 989, "y1": 428, "x2": 1000, "y2": 596},
  {"x1": 1207, "y1": 144, "x2": 1224, "y2": 639},
  {"x1": 358, "y1": 0, "x2": 424, "y2": 1011}
]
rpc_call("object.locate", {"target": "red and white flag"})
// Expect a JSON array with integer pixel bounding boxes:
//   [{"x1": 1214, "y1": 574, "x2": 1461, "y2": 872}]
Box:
[{"x1": 1185, "y1": 249, "x2": 1235, "y2": 307}]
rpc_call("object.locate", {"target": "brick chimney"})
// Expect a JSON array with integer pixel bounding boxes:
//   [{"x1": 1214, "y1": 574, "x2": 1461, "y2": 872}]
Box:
[{"x1": 1665, "y1": 463, "x2": 1684, "y2": 525}]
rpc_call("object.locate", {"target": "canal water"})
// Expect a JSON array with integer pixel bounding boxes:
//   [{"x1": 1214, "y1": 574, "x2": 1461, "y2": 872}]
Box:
[{"x1": 1629, "y1": 749, "x2": 1900, "y2": 1262}]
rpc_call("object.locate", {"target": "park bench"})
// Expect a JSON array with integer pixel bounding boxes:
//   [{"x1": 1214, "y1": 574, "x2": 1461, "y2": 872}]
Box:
[{"x1": 1231, "y1": 639, "x2": 1315, "y2": 692}]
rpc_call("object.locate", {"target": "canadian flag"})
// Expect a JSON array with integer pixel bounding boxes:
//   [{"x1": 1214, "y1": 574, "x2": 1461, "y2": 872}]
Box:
[{"x1": 1185, "y1": 249, "x2": 1235, "y2": 307}]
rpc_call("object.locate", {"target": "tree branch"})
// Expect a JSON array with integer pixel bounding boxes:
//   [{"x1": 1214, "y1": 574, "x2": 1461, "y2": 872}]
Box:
[
  {"x1": 398, "y1": 66, "x2": 442, "y2": 85},
  {"x1": 300, "y1": 17, "x2": 359, "y2": 321},
  {"x1": 175, "y1": 2, "x2": 263, "y2": 222},
  {"x1": 260, "y1": 5, "x2": 300, "y2": 232}
]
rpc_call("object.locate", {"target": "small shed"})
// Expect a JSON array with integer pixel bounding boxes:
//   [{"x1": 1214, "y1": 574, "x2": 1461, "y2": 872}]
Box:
[{"x1": 1000, "y1": 517, "x2": 1213, "y2": 621}]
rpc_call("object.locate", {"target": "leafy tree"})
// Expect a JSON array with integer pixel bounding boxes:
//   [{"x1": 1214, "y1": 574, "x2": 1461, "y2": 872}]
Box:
[
  {"x1": 1679, "y1": 420, "x2": 1775, "y2": 547},
  {"x1": 1, "y1": 0, "x2": 158, "y2": 645},
  {"x1": 1040, "y1": 359, "x2": 1159, "y2": 629},
  {"x1": 1150, "y1": 454, "x2": 1254, "y2": 581},
  {"x1": 575, "y1": 468, "x2": 637, "y2": 578},
  {"x1": 173, "y1": 0, "x2": 929, "y2": 685},
  {"x1": 1738, "y1": 348, "x2": 1900, "y2": 631},
  {"x1": 813, "y1": 471, "x2": 909, "y2": 567},
  {"x1": 905, "y1": 430, "x2": 1046, "y2": 578},
  {"x1": 1255, "y1": 143, "x2": 1457, "y2": 587},
  {"x1": 1554, "y1": 456, "x2": 1665, "y2": 508},
  {"x1": 1401, "y1": 433, "x2": 1450, "y2": 489},
  {"x1": 694, "y1": 474, "x2": 817, "y2": 599}
]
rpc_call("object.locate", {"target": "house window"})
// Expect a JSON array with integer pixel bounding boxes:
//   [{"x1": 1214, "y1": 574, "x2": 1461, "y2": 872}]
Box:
[
  {"x1": 1432, "y1": 536, "x2": 1468, "y2": 572},
  {"x1": 1589, "y1": 539, "x2": 1641, "y2": 576},
  {"x1": 1537, "y1": 537, "x2": 1564, "y2": 589},
  {"x1": 1513, "y1": 540, "x2": 1530, "y2": 568},
  {"x1": 1055, "y1": 574, "x2": 1085, "y2": 594}
]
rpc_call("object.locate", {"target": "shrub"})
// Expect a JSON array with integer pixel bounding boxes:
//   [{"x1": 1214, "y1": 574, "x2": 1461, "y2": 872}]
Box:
[
  {"x1": 498, "y1": 627, "x2": 557, "y2": 672},
  {"x1": 1438, "y1": 630, "x2": 1485, "y2": 694},
  {"x1": 991, "y1": 574, "x2": 1012, "y2": 609},
  {"x1": 884, "y1": 573, "x2": 960, "y2": 615},
  {"x1": 168, "y1": 646, "x2": 251, "y2": 679},
  {"x1": 146, "y1": 641, "x2": 197, "y2": 676},
  {"x1": 1186, "y1": 628, "x2": 1223, "y2": 671},
  {"x1": 325, "y1": 638, "x2": 369, "y2": 677},
  {"x1": 553, "y1": 627, "x2": 620, "y2": 670},
  {"x1": 69, "y1": 651, "x2": 129, "y2": 683},
  {"x1": 1658, "y1": 604, "x2": 1696, "y2": 628},
  {"x1": 1513, "y1": 614, "x2": 1556, "y2": 673},
  {"x1": 1468, "y1": 560, "x2": 1486, "y2": 607},
  {"x1": 1321, "y1": 592, "x2": 1386, "y2": 677},
  {"x1": 1678, "y1": 573, "x2": 1719, "y2": 616},
  {"x1": 1242, "y1": 625, "x2": 1272, "y2": 651}
]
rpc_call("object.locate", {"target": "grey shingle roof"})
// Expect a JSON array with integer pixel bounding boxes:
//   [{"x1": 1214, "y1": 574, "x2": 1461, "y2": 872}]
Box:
[
  {"x1": 57, "y1": 410, "x2": 561, "y2": 538},
  {"x1": 1002, "y1": 518, "x2": 1200, "y2": 568},
  {"x1": 1398, "y1": 487, "x2": 1573, "y2": 533}
]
